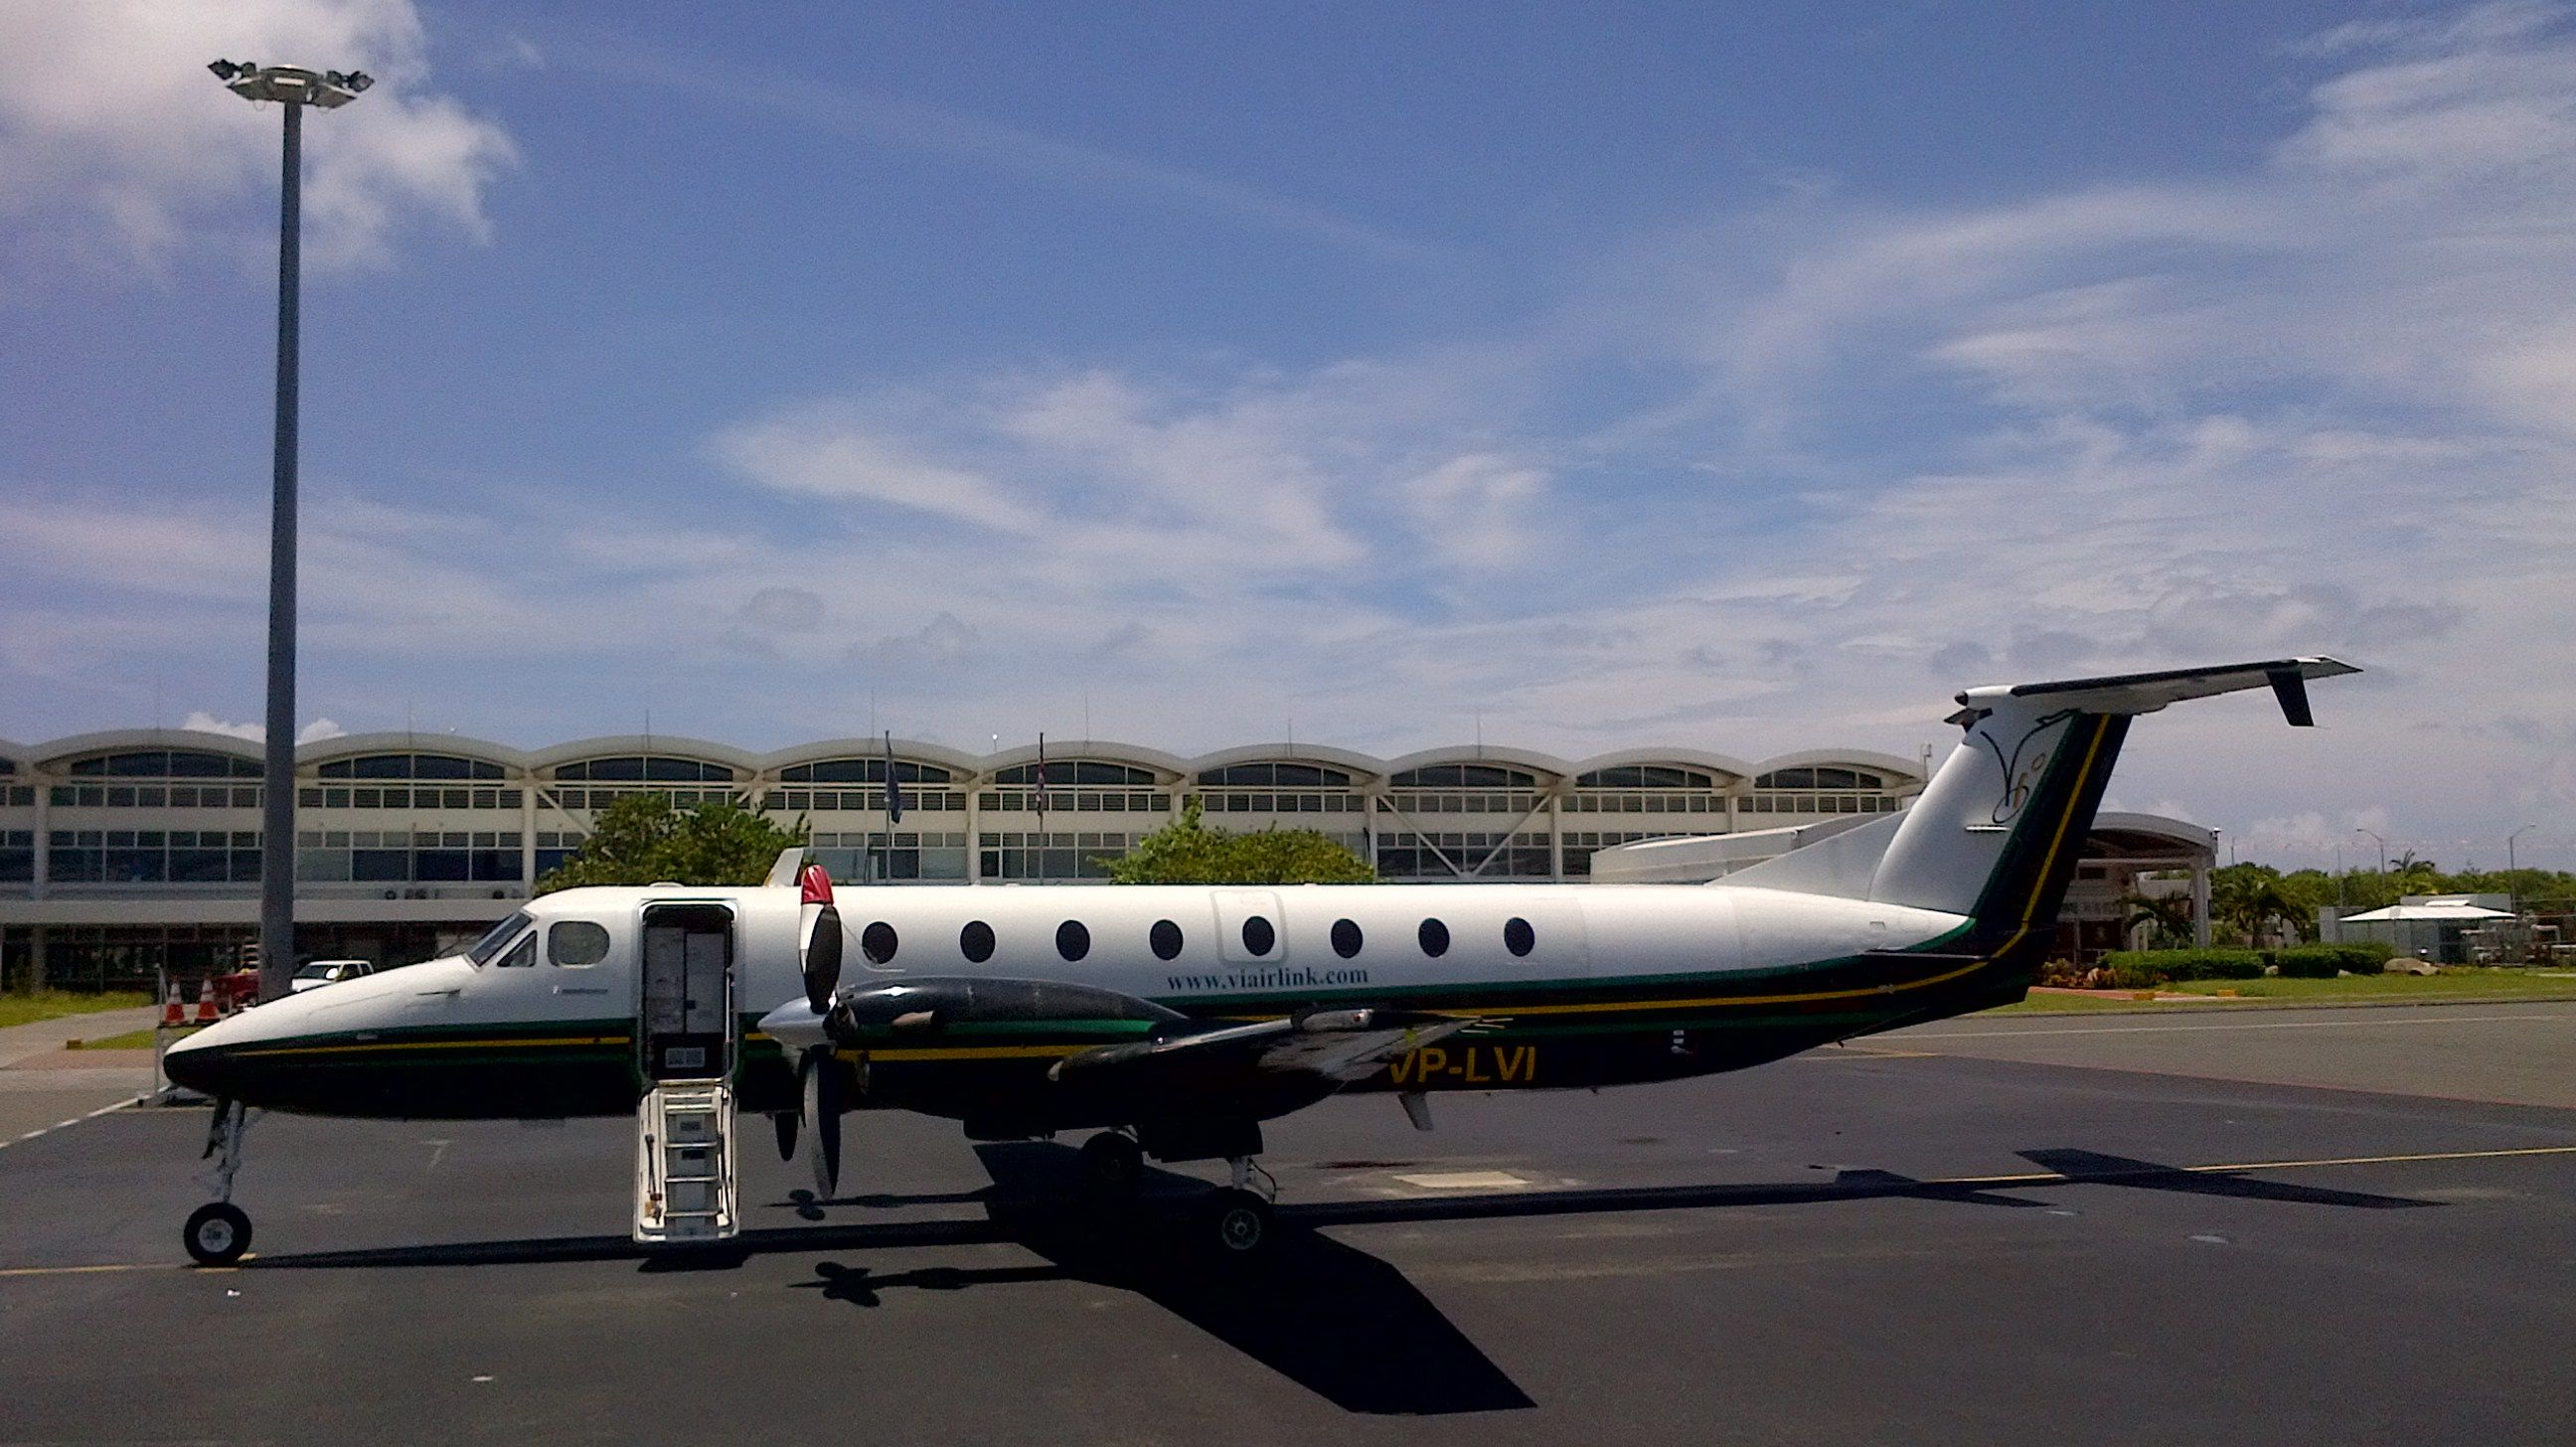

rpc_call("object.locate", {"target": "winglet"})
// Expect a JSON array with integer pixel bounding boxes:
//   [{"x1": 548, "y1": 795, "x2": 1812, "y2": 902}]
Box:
[{"x1": 2267, "y1": 668, "x2": 2315, "y2": 727}]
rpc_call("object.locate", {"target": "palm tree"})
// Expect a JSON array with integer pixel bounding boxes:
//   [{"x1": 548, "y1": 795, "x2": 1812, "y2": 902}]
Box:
[
  {"x1": 2209, "y1": 868, "x2": 2301, "y2": 947},
  {"x1": 2120, "y1": 891, "x2": 2195, "y2": 950}
]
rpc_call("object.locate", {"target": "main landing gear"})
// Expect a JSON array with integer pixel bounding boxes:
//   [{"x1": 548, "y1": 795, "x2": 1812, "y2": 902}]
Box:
[
  {"x1": 1076, "y1": 1129, "x2": 1276, "y2": 1259},
  {"x1": 184, "y1": 1098, "x2": 254, "y2": 1266},
  {"x1": 1078, "y1": 1129, "x2": 1145, "y2": 1204}
]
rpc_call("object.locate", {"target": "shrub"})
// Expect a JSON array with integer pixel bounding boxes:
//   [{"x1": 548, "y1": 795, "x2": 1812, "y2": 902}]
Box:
[
  {"x1": 2095, "y1": 960, "x2": 2166, "y2": 990},
  {"x1": 2273, "y1": 944, "x2": 2389, "y2": 978},
  {"x1": 2095, "y1": 949, "x2": 2266, "y2": 985}
]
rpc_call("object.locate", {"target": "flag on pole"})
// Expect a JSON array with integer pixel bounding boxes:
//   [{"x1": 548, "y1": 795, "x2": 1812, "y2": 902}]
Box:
[
  {"x1": 1035, "y1": 731, "x2": 1047, "y2": 838},
  {"x1": 883, "y1": 730, "x2": 905, "y2": 825}
]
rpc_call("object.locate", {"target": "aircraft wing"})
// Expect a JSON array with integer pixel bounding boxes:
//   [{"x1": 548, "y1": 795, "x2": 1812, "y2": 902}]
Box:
[{"x1": 1049, "y1": 1007, "x2": 1484, "y2": 1090}]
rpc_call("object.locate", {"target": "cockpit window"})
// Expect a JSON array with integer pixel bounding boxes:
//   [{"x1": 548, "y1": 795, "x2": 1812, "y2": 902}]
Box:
[
  {"x1": 495, "y1": 935, "x2": 537, "y2": 968},
  {"x1": 466, "y1": 911, "x2": 533, "y2": 966}
]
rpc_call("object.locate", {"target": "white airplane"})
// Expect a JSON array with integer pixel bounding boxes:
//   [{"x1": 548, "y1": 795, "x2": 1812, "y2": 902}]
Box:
[{"x1": 163, "y1": 658, "x2": 2355, "y2": 1265}]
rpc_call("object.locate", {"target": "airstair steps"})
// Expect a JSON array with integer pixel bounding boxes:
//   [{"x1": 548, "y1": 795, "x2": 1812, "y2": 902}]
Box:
[{"x1": 634, "y1": 1081, "x2": 738, "y2": 1245}]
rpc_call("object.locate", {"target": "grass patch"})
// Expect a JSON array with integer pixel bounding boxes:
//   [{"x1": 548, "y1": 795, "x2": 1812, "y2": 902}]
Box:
[
  {"x1": 1997, "y1": 968, "x2": 2576, "y2": 1014},
  {"x1": 0, "y1": 990, "x2": 154, "y2": 1030}
]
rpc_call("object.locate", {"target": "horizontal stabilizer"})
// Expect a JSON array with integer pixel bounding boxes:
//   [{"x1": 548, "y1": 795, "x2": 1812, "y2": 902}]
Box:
[
  {"x1": 762, "y1": 847, "x2": 808, "y2": 889},
  {"x1": 1950, "y1": 656, "x2": 2358, "y2": 727}
]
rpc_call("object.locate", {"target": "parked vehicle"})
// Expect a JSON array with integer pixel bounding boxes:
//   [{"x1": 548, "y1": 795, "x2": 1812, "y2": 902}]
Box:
[
  {"x1": 288, "y1": 959, "x2": 377, "y2": 993},
  {"x1": 213, "y1": 969, "x2": 263, "y2": 1012}
]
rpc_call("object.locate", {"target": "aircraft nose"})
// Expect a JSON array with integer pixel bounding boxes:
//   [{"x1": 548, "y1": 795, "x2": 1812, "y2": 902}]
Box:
[{"x1": 160, "y1": 1024, "x2": 242, "y2": 1098}]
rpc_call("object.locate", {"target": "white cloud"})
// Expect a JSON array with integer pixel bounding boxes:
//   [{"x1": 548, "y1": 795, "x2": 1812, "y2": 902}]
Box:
[
  {"x1": 572, "y1": 38, "x2": 1436, "y2": 265},
  {"x1": 177, "y1": 711, "x2": 346, "y2": 743},
  {"x1": 708, "y1": 404, "x2": 1044, "y2": 535},
  {"x1": 1401, "y1": 453, "x2": 1548, "y2": 569},
  {"x1": 0, "y1": 0, "x2": 516, "y2": 274},
  {"x1": 7, "y1": 4, "x2": 2575, "y2": 867}
]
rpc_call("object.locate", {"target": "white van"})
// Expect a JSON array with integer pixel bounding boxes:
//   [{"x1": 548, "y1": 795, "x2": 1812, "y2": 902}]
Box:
[{"x1": 288, "y1": 959, "x2": 377, "y2": 993}]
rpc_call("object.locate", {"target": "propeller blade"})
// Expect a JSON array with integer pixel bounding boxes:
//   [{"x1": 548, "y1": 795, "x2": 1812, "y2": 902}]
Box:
[
  {"x1": 772, "y1": 1108, "x2": 798, "y2": 1163},
  {"x1": 799, "y1": 864, "x2": 843, "y2": 1015},
  {"x1": 801, "y1": 1045, "x2": 843, "y2": 1200}
]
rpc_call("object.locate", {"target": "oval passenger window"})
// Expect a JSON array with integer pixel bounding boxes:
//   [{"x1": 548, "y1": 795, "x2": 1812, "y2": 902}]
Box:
[
  {"x1": 1056, "y1": 920, "x2": 1090, "y2": 962},
  {"x1": 1241, "y1": 915, "x2": 1276, "y2": 956},
  {"x1": 1150, "y1": 919, "x2": 1184, "y2": 960},
  {"x1": 1418, "y1": 918, "x2": 1449, "y2": 958},
  {"x1": 1331, "y1": 918, "x2": 1363, "y2": 959},
  {"x1": 549, "y1": 920, "x2": 610, "y2": 967},
  {"x1": 1504, "y1": 916, "x2": 1534, "y2": 957},
  {"x1": 862, "y1": 921, "x2": 898, "y2": 965},
  {"x1": 960, "y1": 920, "x2": 995, "y2": 963}
]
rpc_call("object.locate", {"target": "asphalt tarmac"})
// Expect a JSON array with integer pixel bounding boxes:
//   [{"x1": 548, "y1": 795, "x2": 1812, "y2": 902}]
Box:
[{"x1": 3, "y1": 1004, "x2": 2571, "y2": 1445}]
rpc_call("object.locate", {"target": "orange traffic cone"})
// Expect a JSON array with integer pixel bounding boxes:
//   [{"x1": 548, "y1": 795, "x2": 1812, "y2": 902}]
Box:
[
  {"x1": 162, "y1": 981, "x2": 185, "y2": 1028},
  {"x1": 194, "y1": 980, "x2": 221, "y2": 1025}
]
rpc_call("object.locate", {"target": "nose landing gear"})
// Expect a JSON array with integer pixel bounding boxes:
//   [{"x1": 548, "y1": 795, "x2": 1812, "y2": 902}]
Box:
[
  {"x1": 184, "y1": 1098, "x2": 255, "y2": 1266},
  {"x1": 1205, "y1": 1155, "x2": 1277, "y2": 1260}
]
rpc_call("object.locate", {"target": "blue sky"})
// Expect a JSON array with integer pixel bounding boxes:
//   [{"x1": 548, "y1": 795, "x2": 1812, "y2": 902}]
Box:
[{"x1": 5, "y1": 1, "x2": 2573, "y2": 868}]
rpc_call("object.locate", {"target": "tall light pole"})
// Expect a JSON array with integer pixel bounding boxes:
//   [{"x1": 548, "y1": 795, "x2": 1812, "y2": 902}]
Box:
[
  {"x1": 209, "y1": 61, "x2": 372, "y2": 1001},
  {"x1": 2354, "y1": 827, "x2": 2387, "y2": 877},
  {"x1": 2508, "y1": 824, "x2": 2536, "y2": 874}
]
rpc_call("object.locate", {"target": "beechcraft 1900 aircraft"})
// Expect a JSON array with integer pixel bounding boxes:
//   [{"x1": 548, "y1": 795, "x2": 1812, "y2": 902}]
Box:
[{"x1": 162, "y1": 658, "x2": 2356, "y2": 1264}]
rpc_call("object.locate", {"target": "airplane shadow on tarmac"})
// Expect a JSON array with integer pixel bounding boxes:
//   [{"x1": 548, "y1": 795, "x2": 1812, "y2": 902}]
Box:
[{"x1": 242, "y1": 1141, "x2": 2435, "y2": 1414}]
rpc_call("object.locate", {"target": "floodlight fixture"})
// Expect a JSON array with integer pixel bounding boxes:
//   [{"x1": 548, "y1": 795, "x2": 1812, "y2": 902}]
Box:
[{"x1": 214, "y1": 61, "x2": 368, "y2": 109}]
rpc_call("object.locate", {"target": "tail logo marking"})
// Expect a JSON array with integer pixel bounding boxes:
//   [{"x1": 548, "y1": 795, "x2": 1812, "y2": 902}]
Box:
[{"x1": 1974, "y1": 709, "x2": 2075, "y2": 825}]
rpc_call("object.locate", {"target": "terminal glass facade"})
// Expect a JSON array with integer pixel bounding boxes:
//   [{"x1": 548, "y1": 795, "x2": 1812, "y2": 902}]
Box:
[{"x1": 0, "y1": 730, "x2": 1922, "y2": 983}]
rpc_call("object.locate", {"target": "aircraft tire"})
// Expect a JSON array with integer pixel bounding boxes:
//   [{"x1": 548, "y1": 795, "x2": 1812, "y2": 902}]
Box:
[
  {"x1": 1079, "y1": 1131, "x2": 1144, "y2": 1200},
  {"x1": 184, "y1": 1203, "x2": 251, "y2": 1266},
  {"x1": 1205, "y1": 1188, "x2": 1273, "y2": 1260}
]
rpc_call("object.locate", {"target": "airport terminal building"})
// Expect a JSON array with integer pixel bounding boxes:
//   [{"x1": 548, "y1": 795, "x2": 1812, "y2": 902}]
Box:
[{"x1": 0, "y1": 728, "x2": 2210, "y2": 990}]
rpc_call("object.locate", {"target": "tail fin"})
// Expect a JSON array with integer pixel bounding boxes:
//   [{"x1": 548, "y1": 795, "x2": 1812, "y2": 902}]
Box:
[{"x1": 1867, "y1": 658, "x2": 2358, "y2": 954}]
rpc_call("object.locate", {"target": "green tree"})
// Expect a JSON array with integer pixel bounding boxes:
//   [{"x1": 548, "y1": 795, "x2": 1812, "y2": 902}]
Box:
[
  {"x1": 535, "y1": 793, "x2": 808, "y2": 894},
  {"x1": 2119, "y1": 890, "x2": 2195, "y2": 949},
  {"x1": 2208, "y1": 863, "x2": 2306, "y2": 946},
  {"x1": 1105, "y1": 798, "x2": 1377, "y2": 884}
]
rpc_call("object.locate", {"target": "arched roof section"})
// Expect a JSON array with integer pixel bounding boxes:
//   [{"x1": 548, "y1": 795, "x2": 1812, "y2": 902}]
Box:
[
  {"x1": 977, "y1": 740, "x2": 1189, "y2": 785},
  {"x1": 1565, "y1": 747, "x2": 1756, "y2": 786},
  {"x1": 298, "y1": 732, "x2": 527, "y2": 774},
  {"x1": 33, "y1": 728, "x2": 263, "y2": 774},
  {"x1": 2088, "y1": 811, "x2": 2218, "y2": 863},
  {"x1": 523, "y1": 734, "x2": 763, "y2": 780},
  {"x1": 1381, "y1": 746, "x2": 1571, "y2": 788},
  {"x1": 1747, "y1": 748, "x2": 1924, "y2": 789},
  {"x1": 759, "y1": 737, "x2": 984, "y2": 781},
  {"x1": 1185, "y1": 742, "x2": 1387, "y2": 787},
  {"x1": 0, "y1": 738, "x2": 26, "y2": 775}
]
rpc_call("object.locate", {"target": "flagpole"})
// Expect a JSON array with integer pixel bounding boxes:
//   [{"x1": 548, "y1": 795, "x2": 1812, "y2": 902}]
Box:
[{"x1": 882, "y1": 729, "x2": 904, "y2": 884}]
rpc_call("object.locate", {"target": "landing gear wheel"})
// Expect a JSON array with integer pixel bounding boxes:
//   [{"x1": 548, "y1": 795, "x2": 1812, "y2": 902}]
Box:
[
  {"x1": 1079, "y1": 1131, "x2": 1144, "y2": 1201},
  {"x1": 1205, "y1": 1188, "x2": 1273, "y2": 1260},
  {"x1": 184, "y1": 1203, "x2": 251, "y2": 1266}
]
